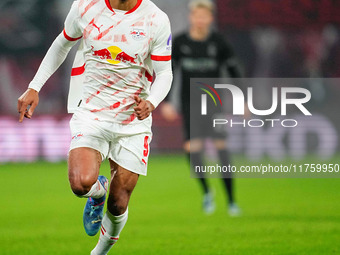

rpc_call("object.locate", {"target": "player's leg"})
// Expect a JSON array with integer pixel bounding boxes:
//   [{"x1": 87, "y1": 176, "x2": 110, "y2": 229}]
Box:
[
  {"x1": 185, "y1": 139, "x2": 215, "y2": 214},
  {"x1": 184, "y1": 138, "x2": 209, "y2": 193},
  {"x1": 213, "y1": 139, "x2": 234, "y2": 203},
  {"x1": 68, "y1": 147, "x2": 103, "y2": 197},
  {"x1": 68, "y1": 147, "x2": 109, "y2": 235},
  {"x1": 68, "y1": 112, "x2": 112, "y2": 235},
  {"x1": 213, "y1": 139, "x2": 241, "y2": 216},
  {"x1": 183, "y1": 107, "x2": 211, "y2": 195},
  {"x1": 183, "y1": 105, "x2": 215, "y2": 214},
  {"x1": 91, "y1": 161, "x2": 138, "y2": 255}
]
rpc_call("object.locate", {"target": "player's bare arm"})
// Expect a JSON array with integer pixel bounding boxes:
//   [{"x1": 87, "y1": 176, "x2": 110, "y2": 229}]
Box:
[{"x1": 17, "y1": 88, "x2": 39, "y2": 122}]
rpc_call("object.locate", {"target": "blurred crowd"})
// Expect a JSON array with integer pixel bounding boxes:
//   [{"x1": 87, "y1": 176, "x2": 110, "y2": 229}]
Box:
[
  {"x1": 1, "y1": 0, "x2": 340, "y2": 159},
  {"x1": 1, "y1": 0, "x2": 340, "y2": 115}
]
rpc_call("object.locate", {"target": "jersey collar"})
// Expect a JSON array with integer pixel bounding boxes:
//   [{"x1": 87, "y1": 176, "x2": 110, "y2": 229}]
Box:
[{"x1": 105, "y1": 0, "x2": 143, "y2": 15}]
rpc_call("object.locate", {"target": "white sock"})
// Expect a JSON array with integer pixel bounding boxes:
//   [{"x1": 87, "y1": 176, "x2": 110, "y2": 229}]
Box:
[
  {"x1": 81, "y1": 179, "x2": 107, "y2": 199},
  {"x1": 91, "y1": 209, "x2": 129, "y2": 255}
]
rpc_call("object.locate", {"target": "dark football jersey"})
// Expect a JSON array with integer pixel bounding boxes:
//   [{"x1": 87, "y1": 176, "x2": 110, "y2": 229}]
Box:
[{"x1": 170, "y1": 31, "x2": 241, "y2": 110}]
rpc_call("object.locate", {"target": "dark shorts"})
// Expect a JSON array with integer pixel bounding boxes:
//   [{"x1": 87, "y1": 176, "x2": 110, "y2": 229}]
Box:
[{"x1": 182, "y1": 106, "x2": 227, "y2": 141}]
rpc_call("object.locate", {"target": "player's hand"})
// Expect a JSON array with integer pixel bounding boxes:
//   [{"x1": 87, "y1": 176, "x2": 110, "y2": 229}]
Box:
[
  {"x1": 133, "y1": 96, "x2": 155, "y2": 120},
  {"x1": 160, "y1": 102, "x2": 178, "y2": 122},
  {"x1": 17, "y1": 88, "x2": 39, "y2": 123}
]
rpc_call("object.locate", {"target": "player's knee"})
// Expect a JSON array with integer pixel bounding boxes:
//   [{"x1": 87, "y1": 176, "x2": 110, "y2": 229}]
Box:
[
  {"x1": 190, "y1": 139, "x2": 204, "y2": 152},
  {"x1": 69, "y1": 173, "x2": 96, "y2": 196},
  {"x1": 71, "y1": 185, "x2": 88, "y2": 196},
  {"x1": 108, "y1": 202, "x2": 127, "y2": 216},
  {"x1": 107, "y1": 193, "x2": 129, "y2": 216},
  {"x1": 214, "y1": 139, "x2": 226, "y2": 150},
  {"x1": 183, "y1": 141, "x2": 190, "y2": 152}
]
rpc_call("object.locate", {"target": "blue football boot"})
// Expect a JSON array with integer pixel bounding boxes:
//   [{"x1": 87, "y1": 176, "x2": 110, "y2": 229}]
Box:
[{"x1": 83, "y1": 175, "x2": 108, "y2": 236}]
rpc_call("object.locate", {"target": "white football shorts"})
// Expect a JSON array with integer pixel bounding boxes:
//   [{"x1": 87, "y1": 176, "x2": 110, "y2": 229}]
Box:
[{"x1": 69, "y1": 111, "x2": 152, "y2": 176}]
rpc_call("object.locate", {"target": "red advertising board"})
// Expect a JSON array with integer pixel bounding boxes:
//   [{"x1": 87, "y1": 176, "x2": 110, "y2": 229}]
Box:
[{"x1": 217, "y1": 0, "x2": 340, "y2": 30}]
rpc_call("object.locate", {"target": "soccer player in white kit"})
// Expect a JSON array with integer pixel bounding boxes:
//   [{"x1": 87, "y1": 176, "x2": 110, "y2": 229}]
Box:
[{"x1": 17, "y1": 0, "x2": 172, "y2": 254}]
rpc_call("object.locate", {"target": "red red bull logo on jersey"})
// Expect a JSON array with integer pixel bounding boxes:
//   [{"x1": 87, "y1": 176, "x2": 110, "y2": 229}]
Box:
[
  {"x1": 92, "y1": 46, "x2": 137, "y2": 64},
  {"x1": 92, "y1": 47, "x2": 112, "y2": 60}
]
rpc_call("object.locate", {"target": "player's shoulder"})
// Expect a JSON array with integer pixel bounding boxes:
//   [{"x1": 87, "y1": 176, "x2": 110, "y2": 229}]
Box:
[
  {"x1": 71, "y1": 0, "x2": 104, "y2": 14},
  {"x1": 144, "y1": 0, "x2": 170, "y2": 23},
  {"x1": 72, "y1": 0, "x2": 90, "y2": 8}
]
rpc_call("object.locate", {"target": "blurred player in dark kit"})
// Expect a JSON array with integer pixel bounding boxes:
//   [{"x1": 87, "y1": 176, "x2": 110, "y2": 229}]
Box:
[{"x1": 162, "y1": 0, "x2": 242, "y2": 216}]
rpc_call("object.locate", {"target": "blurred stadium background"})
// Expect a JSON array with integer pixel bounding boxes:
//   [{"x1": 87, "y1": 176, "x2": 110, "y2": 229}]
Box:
[
  {"x1": 2, "y1": 0, "x2": 340, "y2": 161},
  {"x1": 1, "y1": 0, "x2": 340, "y2": 254}
]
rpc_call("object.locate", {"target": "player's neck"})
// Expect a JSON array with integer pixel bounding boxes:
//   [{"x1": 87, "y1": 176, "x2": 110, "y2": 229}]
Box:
[
  {"x1": 189, "y1": 28, "x2": 210, "y2": 41},
  {"x1": 109, "y1": 0, "x2": 138, "y2": 11}
]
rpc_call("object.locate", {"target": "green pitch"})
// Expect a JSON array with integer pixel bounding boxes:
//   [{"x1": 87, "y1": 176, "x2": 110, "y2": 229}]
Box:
[{"x1": 1, "y1": 155, "x2": 340, "y2": 255}]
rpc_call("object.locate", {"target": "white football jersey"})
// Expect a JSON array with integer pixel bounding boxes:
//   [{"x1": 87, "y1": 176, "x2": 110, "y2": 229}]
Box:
[{"x1": 65, "y1": 0, "x2": 172, "y2": 124}]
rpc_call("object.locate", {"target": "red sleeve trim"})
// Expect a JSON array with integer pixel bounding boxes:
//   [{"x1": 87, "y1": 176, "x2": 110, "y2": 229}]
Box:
[
  {"x1": 71, "y1": 64, "x2": 85, "y2": 76},
  {"x1": 151, "y1": 55, "x2": 172, "y2": 61},
  {"x1": 63, "y1": 29, "x2": 82, "y2": 41}
]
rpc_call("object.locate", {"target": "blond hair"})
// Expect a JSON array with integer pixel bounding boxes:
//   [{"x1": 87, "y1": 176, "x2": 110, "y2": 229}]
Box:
[{"x1": 188, "y1": 0, "x2": 215, "y2": 13}]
